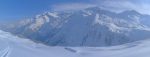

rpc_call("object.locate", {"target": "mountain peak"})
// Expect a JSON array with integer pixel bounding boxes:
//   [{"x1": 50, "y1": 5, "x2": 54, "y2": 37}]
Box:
[
  {"x1": 84, "y1": 7, "x2": 101, "y2": 11},
  {"x1": 120, "y1": 10, "x2": 140, "y2": 15}
]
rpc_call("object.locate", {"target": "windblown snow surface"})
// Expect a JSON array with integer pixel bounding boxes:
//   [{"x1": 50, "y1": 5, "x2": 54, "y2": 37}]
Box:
[{"x1": 0, "y1": 30, "x2": 150, "y2": 57}]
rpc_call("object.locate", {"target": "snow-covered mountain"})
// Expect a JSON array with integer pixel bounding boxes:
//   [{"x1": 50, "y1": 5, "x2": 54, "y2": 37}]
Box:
[
  {"x1": 1, "y1": 29, "x2": 150, "y2": 57},
  {"x1": 1, "y1": 7, "x2": 150, "y2": 46}
]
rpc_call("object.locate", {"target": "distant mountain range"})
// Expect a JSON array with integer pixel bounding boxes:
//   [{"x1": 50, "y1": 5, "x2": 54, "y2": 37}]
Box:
[{"x1": 1, "y1": 7, "x2": 150, "y2": 46}]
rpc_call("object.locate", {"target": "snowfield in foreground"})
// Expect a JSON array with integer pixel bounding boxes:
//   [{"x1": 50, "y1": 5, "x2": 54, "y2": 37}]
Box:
[{"x1": 0, "y1": 30, "x2": 150, "y2": 57}]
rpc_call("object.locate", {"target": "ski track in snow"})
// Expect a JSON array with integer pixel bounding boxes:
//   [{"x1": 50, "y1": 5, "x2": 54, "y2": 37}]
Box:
[
  {"x1": 0, "y1": 46, "x2": 11, "y2": 57},
  {"x1": 0, "y1": 36, "x2": 12, "y2": 57}
]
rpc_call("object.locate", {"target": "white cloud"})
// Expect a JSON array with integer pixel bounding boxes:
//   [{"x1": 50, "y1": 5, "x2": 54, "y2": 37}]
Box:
[
  {"x1": 98, "y1": 1, "x2": 137, "y2": 12},
  {"x1": 51, "y1": 3, "x2": 96, "y2": 11},
  {"x1": 51, "y1": 0, "x2": 150, "y2": 15},
  {"x1": 95, "y1": 0, "x2": 150, "y2": 15}
]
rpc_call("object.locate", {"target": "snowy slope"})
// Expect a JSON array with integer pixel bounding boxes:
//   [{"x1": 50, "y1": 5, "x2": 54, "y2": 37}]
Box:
[
  {"x1": 70, "y1": 39, "x2": 150, "y2": 57},
  {"x1": 1, "y1": 30, "x2": 150, "y2": 57},
  {"x1": 0, "y1": 30, "x2": 79, "y2": 57}
]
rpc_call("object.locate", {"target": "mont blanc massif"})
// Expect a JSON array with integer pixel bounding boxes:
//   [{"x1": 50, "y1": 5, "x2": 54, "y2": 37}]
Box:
[{"x1": 0, "y1": 7, "x2": 150, "y2": 57}]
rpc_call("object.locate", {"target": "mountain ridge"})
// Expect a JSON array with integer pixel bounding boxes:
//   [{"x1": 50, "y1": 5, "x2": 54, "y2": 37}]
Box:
[{"x1": 1, "y1": 7, "x2": 150, "y2": 47}]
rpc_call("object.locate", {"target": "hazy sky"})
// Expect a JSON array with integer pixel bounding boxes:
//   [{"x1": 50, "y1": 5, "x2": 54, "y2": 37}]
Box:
[{"x1": 0, "y1": 0, "x2": 150, "y2": 21}]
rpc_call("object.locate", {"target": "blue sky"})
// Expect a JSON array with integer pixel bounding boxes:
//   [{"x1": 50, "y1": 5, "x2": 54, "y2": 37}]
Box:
[
  {"x1": 0, "y1": 0, "x2": 150, "y2": 22},
  {"x1": 0, "y1": 0, "x2": 90, "y2": 21}
]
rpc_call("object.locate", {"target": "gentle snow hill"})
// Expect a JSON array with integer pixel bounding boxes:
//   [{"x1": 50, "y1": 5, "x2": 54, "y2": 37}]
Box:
[{"x1": 1, "y1": 30, "x2": 150, "y2": 57}]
